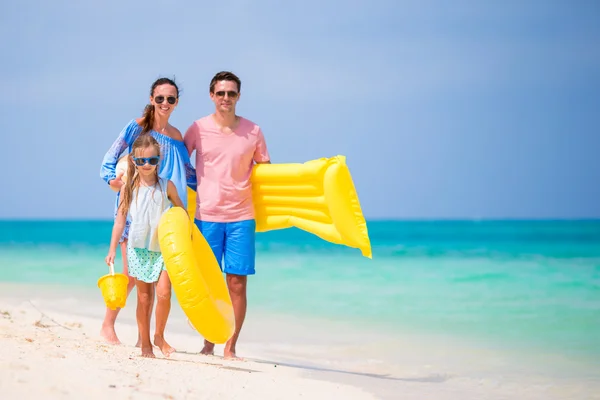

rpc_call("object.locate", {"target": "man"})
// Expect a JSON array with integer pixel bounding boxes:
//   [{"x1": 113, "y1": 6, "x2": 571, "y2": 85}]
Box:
[{"x1": 183, "y1": 71, "x2": 270, "y2": 359}]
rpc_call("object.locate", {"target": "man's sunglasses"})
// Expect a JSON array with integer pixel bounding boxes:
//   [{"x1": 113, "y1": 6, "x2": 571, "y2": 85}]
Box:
[
  {"x1": 214, "y1": 91, "x2": 238, "y2": 98},
  {"x1": 133, "y1": 156, "x2": 160, "y2": 166},
  {"x1": 154, "y1": 95, "x2": 177, "y2": 105}
]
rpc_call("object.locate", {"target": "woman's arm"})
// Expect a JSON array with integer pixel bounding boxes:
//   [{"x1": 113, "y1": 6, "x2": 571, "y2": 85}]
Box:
[
  {"x1": 100, "y1": 120, "x2": 141, "y2": 189},
  {"x1": 167, "y1": 180, "x2": 187, "y2": 215}
]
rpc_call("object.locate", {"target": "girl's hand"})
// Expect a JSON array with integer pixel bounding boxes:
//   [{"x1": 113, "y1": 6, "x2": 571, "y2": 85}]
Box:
[{"x1": 105, "y1": 250, "x2": 116, "y2": 266}]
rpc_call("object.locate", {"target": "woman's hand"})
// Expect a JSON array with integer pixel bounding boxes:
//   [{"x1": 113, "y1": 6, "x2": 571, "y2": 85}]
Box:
[{"x1": 109, "y1": 171, "x2": 125, "y2": 191}]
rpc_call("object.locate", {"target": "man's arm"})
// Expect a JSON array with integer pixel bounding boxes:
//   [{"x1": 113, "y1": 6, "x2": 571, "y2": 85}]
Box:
[
  {"x1": 253, "y1": 127, "x2": 271, "y2": 164},
  {"x1": 183, "y1": 122, "x2": 197, "y2": 157}
]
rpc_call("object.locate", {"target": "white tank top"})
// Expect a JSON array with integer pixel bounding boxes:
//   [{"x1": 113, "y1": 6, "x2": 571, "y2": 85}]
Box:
[{"x1": 128, "y1": 178, "x2": 171, "y2": 252}]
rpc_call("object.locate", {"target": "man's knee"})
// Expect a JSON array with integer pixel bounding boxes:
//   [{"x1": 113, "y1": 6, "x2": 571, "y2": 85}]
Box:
[{"x1": 226, "y1": 274, "x2": 247, "y2": 296}]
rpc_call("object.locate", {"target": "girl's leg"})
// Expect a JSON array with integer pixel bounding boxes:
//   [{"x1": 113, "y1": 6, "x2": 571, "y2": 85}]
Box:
[
  {"x1": 136, "y1": 271, "x2": 155, "y2": 348},
  {"x1": 153, "y1": 271, "x2": 175, "y2": 357},
  {"x1": 135, "y1": 279, "x2": 155, "y2": 358},
  {"x1": 100, "y1": 239, "x2": 136, "y2": 344}
]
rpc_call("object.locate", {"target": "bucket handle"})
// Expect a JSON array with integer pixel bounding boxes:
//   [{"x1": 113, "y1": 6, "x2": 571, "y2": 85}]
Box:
[{"x1": 109, "y1": 262, "x2": 115, "y2": 276}]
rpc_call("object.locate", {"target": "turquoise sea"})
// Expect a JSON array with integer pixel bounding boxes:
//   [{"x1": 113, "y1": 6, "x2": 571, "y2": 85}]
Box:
[{"x1": 1, "y1": 219, "x2": 600, "y2": 388}]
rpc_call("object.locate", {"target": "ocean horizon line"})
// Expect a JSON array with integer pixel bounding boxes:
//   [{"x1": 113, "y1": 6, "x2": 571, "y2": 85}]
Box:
[{"x1": 1, "y1": 217, "x2": 599, "y2": 223}]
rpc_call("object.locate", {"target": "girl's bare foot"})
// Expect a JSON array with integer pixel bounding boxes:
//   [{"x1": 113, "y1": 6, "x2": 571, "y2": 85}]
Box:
[
  {"x1": 153, "y1": 335, "x2": 175, "y2": 357},
  {"x1": 141, "y1": 346, "x2": 155, "y2": 358}
]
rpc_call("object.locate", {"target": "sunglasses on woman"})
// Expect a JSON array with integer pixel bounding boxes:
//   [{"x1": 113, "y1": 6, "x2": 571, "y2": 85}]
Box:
[
  {"x1": 133, "y1": 156, "x2": 160, "y2": 166},
  {"x1": 154, "y1": 95, "x2": 177, "y2": 104}
]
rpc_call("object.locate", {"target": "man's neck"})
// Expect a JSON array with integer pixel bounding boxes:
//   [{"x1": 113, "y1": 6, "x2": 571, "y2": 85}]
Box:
[{"x1": 213, "y1": 110, "x2": 238, "y2": 129}]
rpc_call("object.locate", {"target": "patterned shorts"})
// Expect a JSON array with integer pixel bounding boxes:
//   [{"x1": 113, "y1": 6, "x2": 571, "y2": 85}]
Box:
[{"x1": 126, "y1": 244, "x2": 166, "y2": 283}]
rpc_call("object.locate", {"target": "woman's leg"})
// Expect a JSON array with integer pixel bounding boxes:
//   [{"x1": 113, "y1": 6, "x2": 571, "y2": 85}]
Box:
[
  {"x1": 153, "y1": 271, "x2": 175, "y2": 357},
  {"x1": 135, "y1": 279, "x2": 155, "y2": 358},
  {"x1": 100, "y1": 239, "x2": 136, "y2": 344}
]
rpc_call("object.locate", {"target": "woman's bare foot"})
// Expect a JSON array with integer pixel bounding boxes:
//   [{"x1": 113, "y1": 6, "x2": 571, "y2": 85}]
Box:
[
  {"x1": 200, "y1": 342, "x2": 215, "y2": 356},
  {"x1": 153, "y1": 335, "x2": 175, "y2": 357},
  {"x1": 141, "y1": 346, "x2": 155, "y2": 358},
  {"x1": 100, "y1": 324, "x2": 121, "y2": 345}
]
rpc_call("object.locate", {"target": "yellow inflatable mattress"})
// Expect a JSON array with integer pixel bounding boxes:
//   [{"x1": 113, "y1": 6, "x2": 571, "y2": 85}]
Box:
[{"x1": 115, "y1": 154, "x2": 371, "y2": 258}]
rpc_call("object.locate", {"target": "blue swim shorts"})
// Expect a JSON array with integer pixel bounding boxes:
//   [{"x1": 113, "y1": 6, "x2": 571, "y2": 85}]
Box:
[{"x1": 194, "y1": 219, "x2": 256, "y2": 276}]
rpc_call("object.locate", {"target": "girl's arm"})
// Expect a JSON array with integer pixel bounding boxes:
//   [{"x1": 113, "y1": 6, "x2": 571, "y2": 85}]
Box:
[
  {"x1": 185, "y1": 160, "x2": 197, "y2": 190},
  {"x1": 166, "y1": 180, "x2": 188, "y2": 216},
  {"x1": 105, "y1": 195, "x2": 127, "y2": 266}
]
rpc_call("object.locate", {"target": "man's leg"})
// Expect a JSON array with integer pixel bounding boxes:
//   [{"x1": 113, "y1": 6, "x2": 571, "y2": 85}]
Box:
[
  {"x1": 194, "y1": 219, "x2": 225, "y2": 355},
  {"x1": 224, "y1": 273, "x2": 247, "y2": 359},
  {"x1": 222, "y1": 219, "x2": 256, "y2": 360}
]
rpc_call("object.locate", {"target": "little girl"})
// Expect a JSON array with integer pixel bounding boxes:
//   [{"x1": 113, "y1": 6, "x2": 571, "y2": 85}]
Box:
[{"x1": 105, "y1": 134, "x2": 185, "y2": 358}]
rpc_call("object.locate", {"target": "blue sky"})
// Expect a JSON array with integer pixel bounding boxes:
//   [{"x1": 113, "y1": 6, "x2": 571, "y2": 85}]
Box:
[{"x1": 1, "y1": 1, "x2": 599, "y2": 219}]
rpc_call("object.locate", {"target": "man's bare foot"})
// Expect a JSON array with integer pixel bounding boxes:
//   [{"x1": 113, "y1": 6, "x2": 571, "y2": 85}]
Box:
[
  {"x1": 141, "y1": 346, "x2": 155, "y2": 358},
  {"x1": 200, "y1": 342, "x2": 215, "y2": 356},
  {"x1": 100, "y1": 325, "x2": 121, "y2": 345},
  {"x1": 154, "y1": 335, "x2": 175, "y2": 357},
  {"x1": 224, "y1": 351, "x2": 244, "y2": 361},
  {"x1": 224, "y1": 347, "x2": 244, "y2": 361}
]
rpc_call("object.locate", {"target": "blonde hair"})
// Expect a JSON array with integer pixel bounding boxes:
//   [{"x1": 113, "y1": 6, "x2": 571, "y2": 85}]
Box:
[{"x1": 118, "y1": 135, "x2": 162, "y2": 216}]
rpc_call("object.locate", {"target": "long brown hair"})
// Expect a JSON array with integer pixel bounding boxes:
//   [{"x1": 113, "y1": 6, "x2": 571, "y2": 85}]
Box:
[
  {"x1": 118, "y1": 135, "x2": 162, "y2": 216},
  {"x1": 140, "y1": 77, "x2": 180, "y2": 134}
]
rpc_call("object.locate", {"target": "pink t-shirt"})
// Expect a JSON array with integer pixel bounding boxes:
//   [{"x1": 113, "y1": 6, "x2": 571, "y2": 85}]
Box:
[{"x1": 183, "y1": 115, "x2": 270, "y2": 222}]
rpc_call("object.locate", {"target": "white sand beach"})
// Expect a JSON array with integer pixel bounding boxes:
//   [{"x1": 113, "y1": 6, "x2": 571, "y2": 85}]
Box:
[
  {"x1": 0, "y1": 298, "x2": 377, "y2": 399},
  {"x1": 1, "y1": 282, "x2": 599, "y2": 400}
]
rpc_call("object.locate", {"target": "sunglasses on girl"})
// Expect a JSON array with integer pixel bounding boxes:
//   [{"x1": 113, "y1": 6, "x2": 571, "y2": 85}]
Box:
[
  {"x1": 215, "y1": 91, "x2": 238, "y2": 98},
  {"x1": 133, "y1": 156, "x2": 160, "y2": 166},
  {"x1": 154, "y1": 95, "x2": 177, "y2": 104}
]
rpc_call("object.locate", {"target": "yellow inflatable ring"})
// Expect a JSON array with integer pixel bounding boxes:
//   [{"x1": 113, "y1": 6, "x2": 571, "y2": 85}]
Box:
[{"x1": 157, "y1": 207, "x2": 235, "y2": 344}]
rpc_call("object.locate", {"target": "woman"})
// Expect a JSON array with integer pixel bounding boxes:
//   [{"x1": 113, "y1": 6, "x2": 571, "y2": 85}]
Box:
[{"x1": 99, "y1": 77, "x2": 196, "y2": 347}]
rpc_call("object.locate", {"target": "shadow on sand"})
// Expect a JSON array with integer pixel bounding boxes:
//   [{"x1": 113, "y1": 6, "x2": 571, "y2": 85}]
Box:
[
  {"x1": 172, "y1": 349, "x2": 451, "y2": 383},
  {"x1": 251, "y1": 358, "x2": 451, "y2": 383}
]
